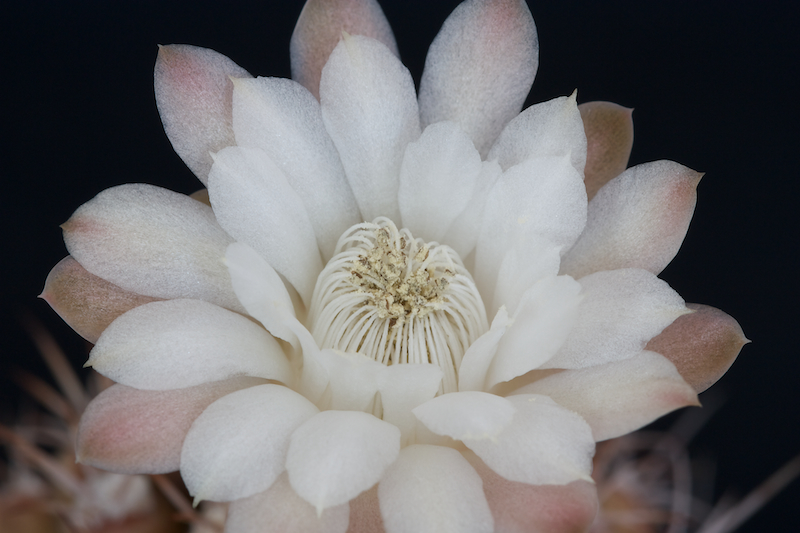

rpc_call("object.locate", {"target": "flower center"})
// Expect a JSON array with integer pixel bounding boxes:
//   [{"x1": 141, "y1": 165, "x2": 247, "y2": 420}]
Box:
[{"x1": 308, "y1": 218, "x2": 488, "y2": 393}]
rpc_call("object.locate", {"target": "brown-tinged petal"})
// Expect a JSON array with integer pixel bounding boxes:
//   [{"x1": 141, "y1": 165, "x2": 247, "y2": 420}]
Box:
[
  {"x1": 560, "y1": 160, "x2": 702, "y2": 279},
  {"x1": 578, "y1": 101, "x2": 634, "y2": 200},
  {"x1": 154, "y1": 44, "x2": 252, "y2": 186},
  {"x1": 418, "y1": 0, "x2": 538, "y2": 157},
  {"x1": 290, "y1": 0, "x2": 398, "y2": 100},
  {"x1": 76, "y1": 377, "x2": 266, "y2": 475},
  {"x1": 646, "y1": 303, "x2": 749, "y2": 393},
  {"x1": 40, "y1": 256, "x2": 160, "y2": 343},
  {"x1": 464, "y1": 450, "x2": 598, "y2": 533},
  {"x1": 189, "y1": 188, "x2": 211, "y2": 206}
]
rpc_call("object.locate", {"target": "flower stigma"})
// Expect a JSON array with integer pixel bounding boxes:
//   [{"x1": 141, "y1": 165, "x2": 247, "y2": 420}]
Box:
[{"x1": 308, "y1": 217, "x2": 488, "y2": 393}]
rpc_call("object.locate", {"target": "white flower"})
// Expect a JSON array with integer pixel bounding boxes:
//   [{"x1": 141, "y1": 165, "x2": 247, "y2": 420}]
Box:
[{"x1": 42, "y1": 1, "x2": 747, "y2": 531}]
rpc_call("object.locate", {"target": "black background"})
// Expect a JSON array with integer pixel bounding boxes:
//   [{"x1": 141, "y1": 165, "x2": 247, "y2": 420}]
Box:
[{"x1": 3, "y1": 1, "x2": 799, "y2": 531}]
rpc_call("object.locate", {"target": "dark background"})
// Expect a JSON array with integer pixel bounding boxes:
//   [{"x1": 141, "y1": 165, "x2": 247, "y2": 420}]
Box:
[{"x1": 3, "y1": 1, "x2": 798, "y2": 531}]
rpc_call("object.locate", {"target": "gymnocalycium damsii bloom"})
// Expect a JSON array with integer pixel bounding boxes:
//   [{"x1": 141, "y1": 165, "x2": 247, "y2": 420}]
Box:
[{"x1": 42, "y1": 0, "x2": 747, "y2": 531}]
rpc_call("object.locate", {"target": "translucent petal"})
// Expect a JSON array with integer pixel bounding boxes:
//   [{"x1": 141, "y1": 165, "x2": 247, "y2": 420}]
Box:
[
  {"x1": 207, "y1": 146, "x2": 323, "y2": 306},
  {"x1": 413, "y1": 391, "x2": 515, "y2": 441},
  {"x1": 458, "y1": 307, "x2": 511, "y2": 392},
  {"x1": 181, "y1": 384, "x2": 319, "y2": 503},
  {"x1": 287, "y1": 410, "x2": 400, "y2": 512},
  {"x1": 231, "y1": 77, "x2": 360, "y2": 261},
  {"x1": 62, "y1": 183, "x2": 241, "y2": 312},
  {"x1": 578, "y1": 101, "x2": 634, "y2": 200},
  {"x1": 378, "y1": 445, "x2": 493, "y2": 533},
  {"x1": 154, "y1": 45, "x2": 251, "y2": 185},
  {"x1": 320, "y1": 34, "x2": 420, "y2": 222},
  {"x1": 418, "y1": 0, "x2": 538, "y2": 157},
  {"x1": 88, "y1": 299, "x2": 290, "y2": 390}
]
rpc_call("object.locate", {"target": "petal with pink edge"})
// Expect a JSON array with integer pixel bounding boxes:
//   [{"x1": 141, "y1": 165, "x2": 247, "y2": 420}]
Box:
[
  {"x1": 513, "y1": 351, "x2": 699, "y2": 441},
  {"x1": 154, "y1": 45, "x2": 251, "y2": 185},
  {"x1": 227, "y1": 473, "x2": 350, "y2": 533},
  {"x1": 76, "y1": 377, "x2": 264, "y2": 474},
  {"x1": 418, "y1": 0, "x2": 538, "y2": 157},
  {"x1": 378, "y1": 445, "x2": 493, "y2": 533},
  {"x1": 561, "y1": 160, "x2": 702, "y2": 279},
  {"x1": 578, "y1": 101, "x2": 634, "y2": 200},
  {"x1": 320, "y1": 34, "x2": 420, "y2": 222},
  {"x1": 464, "y1": 450, "x2": 598, "y2": 533},
  {"x1": 290, "y1": 0, "x2": 398, "y2": 99},
  {"x1": 544, "y1": 268, "x2": 690, "y2": 369},
  {"x1": 464, "y1": 394, "x2": 594, "y2": 486},
  {"x1": 646, "y1": 303, "x2": 749, "y2": 392},
  {"x1": 88, "y1": 299, "x2": 290, "y2": 390},
  {"x1": 62, "y1": 183, "x2": 241, "y2": 312},
  {"x1": 287, "y1": 410, "x2": 400, "y2": 512},
  {"x1": 40, "y1": 256, "x2": 160, "y2": 344},
  {"x1": 181, "y1": 384, "x2": 319, "y2": 504}
]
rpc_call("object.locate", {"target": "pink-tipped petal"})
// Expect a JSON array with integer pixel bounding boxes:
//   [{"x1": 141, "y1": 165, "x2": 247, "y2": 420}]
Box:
[
  {"x1": 290, "y1": 0, "x2": 398, "y2": 99},
  {"x1": 561, "y1": 160, "x2": 702, "y2": 279},
  {"x1": 154, "y1": 44, "x2": 252, "y2": 185},
  {"x1": 40, "y1": 256, "x2": 160, "y2": 343},
  {"x1": 646, "y1": 303, "x2": 749, "y2": 392},
  {"x1": 76, "y1": 377, "x2": 264, "y2": 474},
  {"x1": 514, "y1": 351, "x2": 700, "y2": 441},
  {"x1": 464, "y1": 450, "x2": 598, "y2": 533},
  {"x1": 578, "y1": 101, "x2": 634, "y2": 200},
  {"x1": 62, "y1": 183, "x2": 242, "y2": 312},
  {"x1": 418, "y1": 0, "x2": 538, "y2": 157}
]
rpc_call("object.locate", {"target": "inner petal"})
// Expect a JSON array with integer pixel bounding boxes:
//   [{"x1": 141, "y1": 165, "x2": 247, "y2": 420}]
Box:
[{"x1": 308, "y1": 218, "x2": 488, "y2": 393}]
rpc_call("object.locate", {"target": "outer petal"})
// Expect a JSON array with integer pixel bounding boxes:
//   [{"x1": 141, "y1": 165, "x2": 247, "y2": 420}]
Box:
[
  {"x1": 544, "y1": 269, "x2": 690, "y2": 369},
  {"x1": 208, "y1": 146, "x2": 323, "y2": 306},
  {"x1": 181, "y1": 384, "x2": 319, "y2": 503},
  {"x1": 290, "y1": 0, "x2": 398, "y2": 99},
  {"x1": 62, "y1": 183, "x2": 241, "y2": 312},
  {"x1": 412, "y1": 391, "x2": 516, "y2": 441},
  {"x1": 646, "y1": 303, "x2": 749, "y2": 392},
  {"x1": 227, "y1": 473, "x2": 350, "y2": 533},
  {"x1": 561, "y1": 160, "x2": 702, "y2": 279},
  {"x1": 231, "y1": 77, "x2": 360, "y2": 261},
  {"x1": 487, "y1": 92, "x2": 587, "y2": 175},
  {"x1": 514, "y1": 351, "x2": 699, "y2": 441},
  {"x1": 464, "y1": 451, "x2": 598, "y2": 533},
  {"x1": 76, "y1": 377, "x2": 264, "y2": 474},
  {"x1": 464, "y1": 395, "x2": 595, "y2": 486},
  {"x1": 320, "y1": 34, "x2": 420, "y2": 222},
  {"x1": 579, "y1": 101, "x2": 634, "y2": 200},
  {"x1": 287, "y1": 410, "x2": 400, "y2": 512},
  {"x1": 88, "y1": 299, "x2": 290, "y2": 390},
  {"x1": 418, "y1": 0, "x2": 538, "y2": 157},
  {"x1": 40, "y1": 256, "x2": 160, "y2": 344},
  {"x1": 378, "y1": 445, "x2": 493, "y2": 533},
  {"x1": 154, "y1": 45, "x2": 251, "y2": 185},
  {"x1": 398, "y1": 121, "x2": 483, "y2": 243}
]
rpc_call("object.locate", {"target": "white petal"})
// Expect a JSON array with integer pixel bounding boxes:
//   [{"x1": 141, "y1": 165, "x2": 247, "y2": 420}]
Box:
[
  {"x1": 314, "y1": 350, "x2": 383, "y2": 412},
  {"x1": 487, "y1": 92, "x2": 587, "y2": 174},
  {"x1": 418, "y1": 0, "x2": 538, "y2": 157},
  {"x1": 208, "y1": 146, "x2": 323, "y2": 306},
  {"x1": 225, "y1": 242, "x2": 298, "y2": 347},
  {"x1": 227, "y1": 473, "x2": 350, "y2": 533},
  {"x1": 561, "y1": 160, "x2": 702, "y2": 278},
  {"x1": 398, "y1": 121, "x2": 483, "y2": 243},
  {"x1": 377, "y1": 364, "x2": 443, "y2": 446},
  {"x1": 378, "y1": 445, "x2": 493, "y2": 533},
  {"x1": 154, "y1": 45, "x2": 251, "y2": 185},
  {"x1": 88, "y1": 299, "x2": 290, "y2": 389},
  {"x1": 231, "y1": 77, "x2": 360, "y2": 261},
  {"x1": 320, "y1": 34, "x2": 420, "y2": 221},
  {"x1": 545, "y1": 269, "x2": 690, "y2": 369},
  {"x1": 514, "y1": 351, "x2": 699, "y2": 441},
  {"x1": 458, "y1": 307, "x2": 511, "y2": 392},
  {"x1": 465, "y1": 394, "x2": 594, "y2": 485},
  {"x1": 488, "y1": 240, "x2": 562, "y2": 314},
  {"x1": 181, "y1": 384, "x2": 319, "y2": 503},
  {"x1": 62, "y1": 183, "x2": 241, "y2": 312},
  {"x1": 413, "y1": 391, "x2": 515, "y2": 441},
  {"x1": 486, "y1": 276, "x2": 582, "y2": 388},
  {"x1": 287, "y1": 410, "x2": 400, "y2": 512}
]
